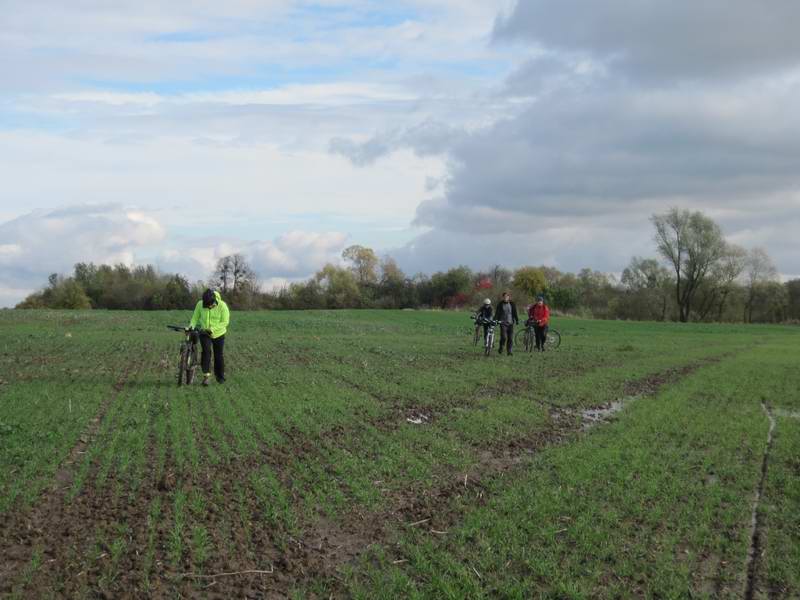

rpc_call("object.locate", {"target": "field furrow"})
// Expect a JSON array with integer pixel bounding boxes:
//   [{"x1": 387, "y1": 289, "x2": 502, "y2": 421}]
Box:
[{"x1": 1, "y1": 309, "x2": 798, "y2": 598}]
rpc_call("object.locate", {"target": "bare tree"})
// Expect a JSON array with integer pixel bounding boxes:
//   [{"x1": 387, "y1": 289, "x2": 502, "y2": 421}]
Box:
[
  {"x1": 212, "y1": 253, "x2": 257, "y2": 294},
  {"x1": 652, "y1": 208, "x2": 727, "y2": 322},
  {"x1": 621, "y1": 257, "x2": 673, "y2": 320},
  {"x1": 213, "y1": 256, "x2": 233, "y2": 293},
  {"x1": 743, "y1": 247, "x2": 779, "y2": 323},
  {"x1": 230, "y1": 253, "x2": 257, "y2": 292},
  {"x1": 695, "y1": 244, "x2": 747, "y2": 321}
]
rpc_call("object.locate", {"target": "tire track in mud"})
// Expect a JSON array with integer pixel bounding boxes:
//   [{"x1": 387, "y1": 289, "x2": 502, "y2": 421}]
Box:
[
  {"x1": 0, "y1": 355, "x2": 142, "y2": 596},
  {"x1": 275, "y1": 353, "x2": 736, "y2": 595},
  {"x1": 1, "y1": 346, "x2": 731, "y2": 598},
  {"x1": 220, "y1": 351, "x2": 728, "y2": 597},
  {"x1": 119, "y1": 348, "x2": 738, "y2": 597},
  {"x1": 743, "y1": 402, "x2": 776, "y2": 600},
  {"x1": 144, "y1": 342, "x2": 290, "y2": 599}
]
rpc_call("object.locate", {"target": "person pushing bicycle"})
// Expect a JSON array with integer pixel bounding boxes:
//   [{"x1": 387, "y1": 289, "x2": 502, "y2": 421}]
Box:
[
  {"x1": 474, "y1": 298, "x2": 493, "y2": 342},
  {"x1": 189, "y1": 289, "x2": 230, "y2": 386},
  {"x1": 527, "y1": 295, "x2": 550, "y2": 351},
  {"x1": 493, "y1": 291, "x2": 519, "y2": 355}
]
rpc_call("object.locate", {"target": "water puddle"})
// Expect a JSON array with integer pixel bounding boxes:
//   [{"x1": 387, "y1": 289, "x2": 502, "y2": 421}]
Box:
[
  {"x1": 580, "y1": 398, "x2": 635, "y2": 430},
  {"x1": 406, "y1": 412, "x2": 431, "y2": 425},
  {"x1": 773, "y1": 408, "x2": 800, "y2": 419}
]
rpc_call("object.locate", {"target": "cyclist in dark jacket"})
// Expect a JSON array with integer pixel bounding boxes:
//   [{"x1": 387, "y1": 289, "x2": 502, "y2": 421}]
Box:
[
  {"x1": 474, "y1": 298, "x2": 493, "y2": 342},
  {"x1": 494, "y1": 291, "x2": 519, "y2": 355}
]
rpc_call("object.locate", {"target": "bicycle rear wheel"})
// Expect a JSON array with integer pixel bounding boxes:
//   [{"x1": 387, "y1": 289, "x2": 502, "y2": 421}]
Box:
[
  {"x1": 473, "y1": 326, "x2": 480, "y2": 346},
  {"x1": 177, "y1": 344, "x2": 189, "y2": 386},
  {"x1": 544, "y1": 329, "x2": 561, "y2": 350}
]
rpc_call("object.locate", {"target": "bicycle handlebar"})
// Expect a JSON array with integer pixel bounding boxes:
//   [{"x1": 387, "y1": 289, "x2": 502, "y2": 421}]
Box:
[
  {"x1": 167, "y1": 325, "x2": 189, "y2": 332},
  {"x1": 472, "y1": 317, "x2": 500, "y2": 326}
]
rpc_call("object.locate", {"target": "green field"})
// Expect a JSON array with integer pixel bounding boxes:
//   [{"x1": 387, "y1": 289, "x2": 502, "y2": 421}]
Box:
[{"x1": 1, "y1": 309, "x2": 798, "y2": 599}]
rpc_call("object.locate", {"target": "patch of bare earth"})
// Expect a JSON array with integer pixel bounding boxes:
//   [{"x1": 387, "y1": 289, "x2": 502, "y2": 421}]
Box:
[
  {"x1": 281, "y1": 357, "x2": 727, "y2": 595},
  {"x1": 0, "y1": 361, "x2": 139, "y2": 598},
  {"x1": 0, "y1": 354, "x2": 728, "y2": 598}
]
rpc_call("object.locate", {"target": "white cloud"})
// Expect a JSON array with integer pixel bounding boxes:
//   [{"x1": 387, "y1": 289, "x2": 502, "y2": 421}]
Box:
[
  {"x1": 158, "y1": 230, "x2": 349, "y2": 282},
  {"x1": 0, "y1": 204, "x2": 166, "y2": 301},
  {"x1": 0, "y1": 203, "x2": 352, "y2": 305},
  {"x1": 5, "y1": 0, "x2": 800, "y2": 293}
]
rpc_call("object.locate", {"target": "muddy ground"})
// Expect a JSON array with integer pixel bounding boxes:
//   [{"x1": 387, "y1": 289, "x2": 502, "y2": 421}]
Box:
[{"x1": 0, "y1": 357, "x2": 742, "y2": 599}]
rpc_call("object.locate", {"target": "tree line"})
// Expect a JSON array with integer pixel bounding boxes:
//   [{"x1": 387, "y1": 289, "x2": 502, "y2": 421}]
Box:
[{"x1": 15, "y1": 208, "x2": 800, "y2": 324}]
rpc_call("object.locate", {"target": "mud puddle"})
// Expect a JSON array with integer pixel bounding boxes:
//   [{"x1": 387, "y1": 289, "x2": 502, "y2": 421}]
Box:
[{"x1": 580, "y1": 398, "x2": 635, "y2": 430}]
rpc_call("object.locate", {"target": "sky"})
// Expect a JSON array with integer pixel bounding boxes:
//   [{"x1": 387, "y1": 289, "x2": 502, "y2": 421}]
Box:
[{"x1": 2, "y1": 0, "x2": 800, "y2": 306}]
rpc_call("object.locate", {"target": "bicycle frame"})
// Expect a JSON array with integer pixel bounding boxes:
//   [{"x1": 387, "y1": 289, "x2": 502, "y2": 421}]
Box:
[
  {"x1": 167, "y1": 325, "x2": 201, "y2": 386},
  {"x1": 472, "y1": 316, "x2": 500, "y2": 356}
]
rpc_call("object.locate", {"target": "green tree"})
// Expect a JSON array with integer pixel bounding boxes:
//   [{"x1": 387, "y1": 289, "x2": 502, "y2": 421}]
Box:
[
  {"x1": 621, "y1": 257, "x2": 674, "y2": 320},
  {"x1": 786, "y1": 279, "x2": 800, "y2": 321},
  {"x1": 377, "y1": 256, "x2": 406, "y2": 307},
  {"x1": 342, "y1": 245, "x2": 379, "y2": 286},
  {"x1": 429, "y1": 266, "x2": 472, "y2": 308},
  {"x1": 315, "y1": 264, "x2": 361, "y2": 308},
  {"x1": 652, "y1": 208, "x2": 728, "y2": 322},
  {"x1": 50, "y1": 279, "x2": 92, "y2": 309},
  {"x1": 512, "y1": 267, "x2": 547, "y2": 302}
]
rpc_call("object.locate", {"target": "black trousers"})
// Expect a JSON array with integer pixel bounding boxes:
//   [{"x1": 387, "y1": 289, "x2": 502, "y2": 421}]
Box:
[
  {"x1": 534, "y1": 325, "x2": 548, "y2": 349},
  {"x1": 200, "y1": 334, "x2": 225, "y2": 380},
  {"x1": 499, "y1": 323, "x2": 514, "y2": 352}
]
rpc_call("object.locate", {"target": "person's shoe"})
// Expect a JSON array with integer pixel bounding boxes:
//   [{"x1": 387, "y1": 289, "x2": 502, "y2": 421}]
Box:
[
  {"x1": 508, "y1": 351, "x2": 513, "y2": 356},
  {"x1": 216, "y1": 376, "x2": 226, "y2": 384},
  {"x1": 202, "y1": 374, "x2": 211, "y2": 387},
  {"x1": 498, "y1": 349, "x2": 503, "y2": 355}
]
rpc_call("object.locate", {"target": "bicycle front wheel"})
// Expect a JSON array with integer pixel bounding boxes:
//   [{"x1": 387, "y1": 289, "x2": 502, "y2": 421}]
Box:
[
  {"x1": 177, "y1": 344, "x2": 189, "y2": 387},
  {"x1": 514, "y1": 328, "x2": 533, "y2": 352},
  {"x1": 185, "y1": 344, "x2": 198, "y2": 385},
  {"x1": 544, "y1": 329, "x2": 561, "y2": 350},
  {"x1": 485, "y1": 330, "x2": 494, "y2": 356}
]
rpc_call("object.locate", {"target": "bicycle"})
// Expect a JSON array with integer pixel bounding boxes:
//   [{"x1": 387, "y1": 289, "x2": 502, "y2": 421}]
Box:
[
  {"x1": 515, "y1": 322, "x2": 561, "y2": 352},
  {"x1": 167, "y1": 325, "x2": 201, "y2": 386},
  {"x1": 471, "y1": 316, "x2": 501, "y2": 356}
]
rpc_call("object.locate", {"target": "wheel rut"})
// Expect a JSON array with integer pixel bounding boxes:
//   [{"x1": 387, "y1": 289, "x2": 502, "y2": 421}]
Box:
[
  {"x1": 0, "y1": 358, "x2": 141, "y2": 596},
  {"x1": 743, "y1": 402, "x2": 776, "y2": 600}
]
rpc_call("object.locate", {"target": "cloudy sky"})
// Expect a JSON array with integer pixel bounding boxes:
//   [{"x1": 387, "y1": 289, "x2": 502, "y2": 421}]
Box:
[{"x1": 2, "y1": 1, "x2": 800, "y2": 306}]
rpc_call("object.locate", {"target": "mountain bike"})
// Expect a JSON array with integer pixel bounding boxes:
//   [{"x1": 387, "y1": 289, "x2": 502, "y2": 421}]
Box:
[
  {"x1": 471, "y1": 316, "x2": 501, "y2": 356},
  {"x1": 515, "y1": 322, "x2": 561, "y2": 352},
  {"x1": 167, "y1": 325, "x2": 201, "y2": 386}
]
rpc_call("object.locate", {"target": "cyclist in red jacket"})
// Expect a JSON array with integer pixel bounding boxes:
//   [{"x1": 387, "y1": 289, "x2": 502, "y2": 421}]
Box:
[{"x1": 527, "y1": 295, "x2": 550, "y2": 351}]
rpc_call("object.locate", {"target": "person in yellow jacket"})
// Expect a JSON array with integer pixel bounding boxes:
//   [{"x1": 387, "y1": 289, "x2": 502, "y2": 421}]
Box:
[{"x1": 189, "y1": 289, "x2": 230, "y2": 386}]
